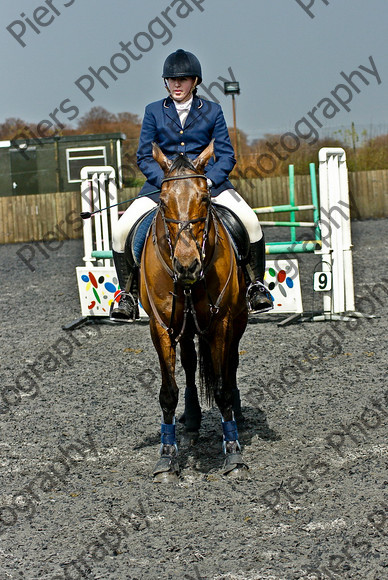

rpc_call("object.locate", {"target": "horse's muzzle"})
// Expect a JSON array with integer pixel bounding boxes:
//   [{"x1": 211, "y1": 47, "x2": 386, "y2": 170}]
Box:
[{"x1": 173, "y1": 256, "x2": 202, "y2": 284}]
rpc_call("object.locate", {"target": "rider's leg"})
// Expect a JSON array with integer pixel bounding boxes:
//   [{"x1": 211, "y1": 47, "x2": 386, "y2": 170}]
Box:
[
  {"x1": 212, "y1": 189, "x2": 273, "y2": 313},
  {"x1": 111, "y1": 197, "x2": 157, "y2": 320}
]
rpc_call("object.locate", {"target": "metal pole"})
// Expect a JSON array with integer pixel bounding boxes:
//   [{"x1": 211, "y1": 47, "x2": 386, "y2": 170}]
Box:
[
  {"x1": 231, "y1": 94, "x2": 238, "y2": 163},
  {"x1": 289, "y1": 164, "x2": 296, "y2": 243},
  {"x1": 54, "y1": 136, "x2": 60, "y2": 192}
]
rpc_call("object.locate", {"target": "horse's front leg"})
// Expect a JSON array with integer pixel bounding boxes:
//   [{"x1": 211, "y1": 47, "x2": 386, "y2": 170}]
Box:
[
  {"x1": 210, "y1": 324, "x2": 248, "y2": 477},
  {"x1": 150, "y1": 320, "x2": 180, "y2": 483},
  {"x1": 178, "y1": 334, "x2": 201, "y2": 438},
  {"x1": 230, "y1": 309, "x2": 248, "y2": 427}
]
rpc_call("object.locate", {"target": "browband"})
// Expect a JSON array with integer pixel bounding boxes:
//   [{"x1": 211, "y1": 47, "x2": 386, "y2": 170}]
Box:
[{"x1": 161, "y1": 174, "x2": 207, "y2": 184}]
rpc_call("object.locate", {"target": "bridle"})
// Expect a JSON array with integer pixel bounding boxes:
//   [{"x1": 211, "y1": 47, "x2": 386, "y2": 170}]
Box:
[
  {"x1": 158, "y1": 173, "x2": 211, "y2": 281},
  {"x1": 143, "y1": 172, "x2": 234, "y2": 343}
]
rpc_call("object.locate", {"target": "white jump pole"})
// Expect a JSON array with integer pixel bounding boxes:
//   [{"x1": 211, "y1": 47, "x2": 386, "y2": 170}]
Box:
[
  {"x1": 80, "y1": 175, "x2": 94, "y2": 268},
  {"x1": 318, "y1": 148, "x2": 355, "y2": 317},
  {"x1": 80, "y1": 166, "x2": 117, "y2": 267}
]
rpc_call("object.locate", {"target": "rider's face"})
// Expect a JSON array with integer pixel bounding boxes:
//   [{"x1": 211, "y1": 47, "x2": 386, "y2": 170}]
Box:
[{"x1": 167, "y1": 77, "x2": 195, "y2": 103}]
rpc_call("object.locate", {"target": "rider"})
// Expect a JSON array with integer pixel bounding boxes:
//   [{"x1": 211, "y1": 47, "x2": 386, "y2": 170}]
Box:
[{"x1": 110, "y1": 49, "x2": 273, "y2": 320}]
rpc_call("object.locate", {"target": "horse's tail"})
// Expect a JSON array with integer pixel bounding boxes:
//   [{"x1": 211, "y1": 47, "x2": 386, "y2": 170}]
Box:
[{"x1": 198, "y1": 336, "x2": 220, "y2": 406}]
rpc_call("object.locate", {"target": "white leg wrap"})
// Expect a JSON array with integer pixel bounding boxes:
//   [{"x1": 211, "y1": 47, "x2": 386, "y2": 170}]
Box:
[
  {"x1": 212, "y1": 189, "x2": 262, "y2": 243},
  {"x1": 112, "y1": 197, "x2": 158, "y2": 252}
]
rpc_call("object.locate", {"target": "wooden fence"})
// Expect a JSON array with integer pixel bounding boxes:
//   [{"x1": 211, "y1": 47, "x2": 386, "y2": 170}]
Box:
[{"x1": 1, "y1": 169, "x2": 387, "y2": 244}]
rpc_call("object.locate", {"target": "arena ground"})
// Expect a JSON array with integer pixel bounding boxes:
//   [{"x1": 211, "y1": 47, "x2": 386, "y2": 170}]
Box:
[{"x1": 0, "y1": 218, "x2": 387, "y2": 579}]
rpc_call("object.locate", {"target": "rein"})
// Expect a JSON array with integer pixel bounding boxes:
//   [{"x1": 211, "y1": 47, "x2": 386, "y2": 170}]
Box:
[{"x1": 142, "y1": 172, "x2": 235, "y2": 343}]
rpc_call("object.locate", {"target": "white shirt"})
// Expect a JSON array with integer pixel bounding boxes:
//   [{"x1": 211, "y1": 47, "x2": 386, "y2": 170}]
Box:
[
  {"x1": 173, "y1": 96, "x2": 213, "y2": 188},
  {"x1": 173, "y1": 96, "x2": 193, "y2": 128}
]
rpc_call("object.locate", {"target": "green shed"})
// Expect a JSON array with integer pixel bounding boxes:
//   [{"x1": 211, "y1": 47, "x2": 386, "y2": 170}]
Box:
[{"x1": 0, "y1": 133, "x2": 126, "y2": 197}]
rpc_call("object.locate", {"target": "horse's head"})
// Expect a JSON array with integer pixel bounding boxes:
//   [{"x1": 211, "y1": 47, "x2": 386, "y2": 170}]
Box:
[{"x1": 152, "y1": 141, "x2": 214, "y2": 285}]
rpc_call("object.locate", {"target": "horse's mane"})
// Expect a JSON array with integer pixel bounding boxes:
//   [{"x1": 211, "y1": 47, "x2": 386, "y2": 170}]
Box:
[{"x1": 169, "y1": 154, "x2": 196, "y2": 175}]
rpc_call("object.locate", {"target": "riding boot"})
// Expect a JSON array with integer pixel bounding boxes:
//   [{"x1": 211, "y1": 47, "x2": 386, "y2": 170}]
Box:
[
  {"x1": 110, "y1": 250, "x2": 139, "y2": 321},
  {"x1": 245, "y1": 236, "x2": 274, "y2": 314}
]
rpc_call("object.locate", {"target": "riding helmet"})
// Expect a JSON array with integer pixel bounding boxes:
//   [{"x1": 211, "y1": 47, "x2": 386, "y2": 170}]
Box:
[{"x1": 162, "y1": 49, "x2": 202, "y2": 85}]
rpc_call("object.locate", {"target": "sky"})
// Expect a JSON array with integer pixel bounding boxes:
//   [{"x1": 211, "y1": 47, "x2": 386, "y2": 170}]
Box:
[{"x1": 1, "y1": 0, "x2": 387, "y2": 143}]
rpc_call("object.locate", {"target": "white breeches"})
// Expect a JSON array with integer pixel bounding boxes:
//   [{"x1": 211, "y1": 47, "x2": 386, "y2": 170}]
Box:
[
  {"x1": 112, "y1": 196, "x2": 158, "y2": 252},
  {"x1": 112, "y1": 189, "x2": 262, "y2": 252},
  {"x1": 212, "y1": 189, "x2": 262, "y2": 242}
]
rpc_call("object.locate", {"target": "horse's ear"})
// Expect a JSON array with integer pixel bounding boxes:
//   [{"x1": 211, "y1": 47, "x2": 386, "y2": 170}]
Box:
[
  {"x1": 152, "y1": 142, "x2": 172, "y2": 174},
  {"x1": 192, "y1": 139, "x2": 215, "y2": 172}
]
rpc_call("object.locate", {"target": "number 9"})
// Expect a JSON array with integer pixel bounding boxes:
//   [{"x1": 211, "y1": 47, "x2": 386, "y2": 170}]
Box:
[{"x1": 319, "y1": 273, "x2": 327, "y2": 290}]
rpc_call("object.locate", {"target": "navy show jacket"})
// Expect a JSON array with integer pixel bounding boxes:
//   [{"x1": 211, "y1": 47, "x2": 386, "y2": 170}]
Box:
[{"x1": 136, "y1": 95, "x2": 236, "y2": 201}]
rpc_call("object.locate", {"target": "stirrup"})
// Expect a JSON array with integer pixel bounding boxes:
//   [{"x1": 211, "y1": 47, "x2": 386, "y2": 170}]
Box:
[
  {"x1": 110, "y1": 291, "x2": 139, "y2": 321},
  {"x1": 247, "y1": 281, "x2": 273, "y2": 314}
]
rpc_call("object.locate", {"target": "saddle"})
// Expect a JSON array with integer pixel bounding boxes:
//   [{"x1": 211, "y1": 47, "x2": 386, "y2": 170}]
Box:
[
  {"x1": 125, "y1": 208, "x2": 157, "y2": 267},
  {"x1": 214, "y1": 204, "x2": 250, "y2": 263},
  {"x1": 124, "y1": 204, "x2": 250, "y2": 267}
]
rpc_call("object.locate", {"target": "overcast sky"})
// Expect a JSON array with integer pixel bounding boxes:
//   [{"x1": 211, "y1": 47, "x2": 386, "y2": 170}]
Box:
[{"x1": 1, "y1": 0, "x2": 387, "y2": 142}]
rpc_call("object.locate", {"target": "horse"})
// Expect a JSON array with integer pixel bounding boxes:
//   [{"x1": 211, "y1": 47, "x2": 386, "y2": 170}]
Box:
[{"x1": 139, "y1": 140, "x2": 249, "y2": 482}]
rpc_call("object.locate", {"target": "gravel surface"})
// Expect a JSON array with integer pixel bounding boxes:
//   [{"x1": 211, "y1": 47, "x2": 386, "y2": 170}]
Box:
[{"x1": 0, "y1": 219, "x2": 387, "y2": 580}]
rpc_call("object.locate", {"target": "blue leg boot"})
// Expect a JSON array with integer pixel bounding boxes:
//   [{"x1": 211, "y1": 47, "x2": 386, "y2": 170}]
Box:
[
  {"x1": 222, "y1": 418, "x2": 248, "y2": 475},
  {"x1": 153, "y1": 419, "x2": 180, "y2": 482}
]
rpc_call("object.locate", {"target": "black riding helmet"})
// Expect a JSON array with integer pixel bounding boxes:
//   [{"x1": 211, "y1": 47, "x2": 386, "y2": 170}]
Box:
[{"x1": 162, "y1": 49, "x2": 202, "y2": 85}]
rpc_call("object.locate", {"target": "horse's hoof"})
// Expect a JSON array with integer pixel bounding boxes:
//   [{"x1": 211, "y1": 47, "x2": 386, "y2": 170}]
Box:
[
  {"x1": 152, "y1": 454, "x2": 180, "y2": 483},
  {"x1": 224, "y1": 465, "x2": 249, "y2": 479},
  {"x1": 153, "y1": 470, "x2": 179, "y2": 484},
  {"x1": 180, "y1": 430, "x2": 199, "y2": 446},
  {"x1": 223, "y1": 452, "x2": 249, "y2": 477}
]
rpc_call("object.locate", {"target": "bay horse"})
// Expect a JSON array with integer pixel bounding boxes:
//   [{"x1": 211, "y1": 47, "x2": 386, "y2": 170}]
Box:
[{"x1": 139, "y1": 141, "x2": 249, "y2": 482}]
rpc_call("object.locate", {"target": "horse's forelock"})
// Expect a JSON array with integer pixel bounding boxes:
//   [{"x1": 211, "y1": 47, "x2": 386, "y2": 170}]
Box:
[{"x1": 168, "y1": 154, "x2": 196, "y2": 175}]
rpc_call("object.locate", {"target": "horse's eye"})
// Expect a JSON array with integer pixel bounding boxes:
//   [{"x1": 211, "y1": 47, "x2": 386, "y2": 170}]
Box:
[{"x1": 202, "y1": 195, "x2": 210, "y2": 204}]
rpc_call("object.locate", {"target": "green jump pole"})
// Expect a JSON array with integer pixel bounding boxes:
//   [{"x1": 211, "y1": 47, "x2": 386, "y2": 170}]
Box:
[
  {"x1": 266, "y1": 240, "x2": 322, "y2": 254},
  {"x1": 92, "y1": 250, "x2": 113, "y2": 259},
  {"x1": 260, "y1": 221, "x2": 316, "y2": 227},
  {"x1": 309, "y1": 162, "x2": 321, "y2": 241},
  {"x1": 254, "y1": 204, "x2": 315, "y2": 214}
]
